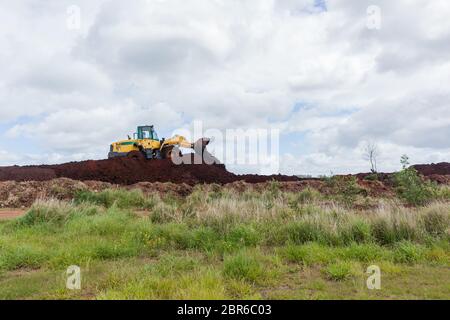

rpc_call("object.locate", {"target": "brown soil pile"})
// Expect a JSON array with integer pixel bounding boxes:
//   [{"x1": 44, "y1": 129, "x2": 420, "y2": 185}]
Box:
[
  {"x1": 413, "y1": 162, "x2": 450, "y2": 176},
  {"x1": 356, "y1": 162, "x2": 450, "y2": 185},
  {"x1": 0, "y1": 155, "x2": 301, "y2": 185},
  {"x1": 0, "y1": 166, "x2": 57, "y2": 182}
]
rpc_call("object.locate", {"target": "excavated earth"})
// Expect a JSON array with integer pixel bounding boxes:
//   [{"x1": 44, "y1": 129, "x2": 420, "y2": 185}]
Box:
[
  {"x1": 413, "y1": 162, "x2": 450, "y2": 176},
  {"x1": 0, "y1": 159, "x2": 448, "y2": 209},
  {"x1": 356, "y1": 162, "x2": 450, "y2": 185},
  {"x1": 0, "y1": 154, "x2": 303, "y2": 185},
  {"x1": 1, "y1": 158, "x2": 447, "y2": 185}
]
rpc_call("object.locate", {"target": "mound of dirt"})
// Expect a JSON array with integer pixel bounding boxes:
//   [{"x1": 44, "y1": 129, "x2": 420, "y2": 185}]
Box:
[
  {"x1": 0, "y1": 154, "x2": 301, "y2": 185},
  {"x1": 413, "y1": 162, "x2": 450, "y2": 176},
  {"x1": 0, "y1": 178, "x2": 112, "y2": 208},
  {"x1": 45, "y1": 156, "x2": 238, "y2": 185},
  {"x1": 0, "y1": 166, "x2": 57, "y2": 182},
  {"x1": 356, "y1": 163, "x2": 450, "y2": 185},
  {"x1": 2, "y1": 156, "x2": 446, "y2": 188}
]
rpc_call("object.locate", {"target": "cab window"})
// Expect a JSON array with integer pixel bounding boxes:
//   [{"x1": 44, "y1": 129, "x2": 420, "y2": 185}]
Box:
[
  {"x1": 142, "y1": 130, "x2": 151, "y2": 139},
  {"x1": 138, "y1": 126, "x2": 158, "y2": 140}
]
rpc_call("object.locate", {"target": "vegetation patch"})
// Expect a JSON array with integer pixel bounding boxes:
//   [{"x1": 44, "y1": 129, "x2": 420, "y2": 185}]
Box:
[{"x1": 0, "y1": 184, "x2": 449, "y2": 299}]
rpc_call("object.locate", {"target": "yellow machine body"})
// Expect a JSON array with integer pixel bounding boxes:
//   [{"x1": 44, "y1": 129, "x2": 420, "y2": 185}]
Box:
[{"x1": 109, "y1": 125, "x2": 209, "y2": 160}]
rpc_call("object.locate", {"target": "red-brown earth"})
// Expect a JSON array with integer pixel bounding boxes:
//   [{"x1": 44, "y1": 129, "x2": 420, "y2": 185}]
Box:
[
  {"x1": 0, "y1": 154, "x2": 304, "y2": 185},
  {"x1": 0, "y1": 158, "x2": 448, "y2": 209}
]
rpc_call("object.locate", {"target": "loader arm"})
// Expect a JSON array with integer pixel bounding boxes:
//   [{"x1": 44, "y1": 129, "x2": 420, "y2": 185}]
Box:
[
  {"x1": 160, "y1": 135, "x2": 210, "y2": 152},
  {"x1": 161, "y1": 135, "x2": 193, "y2": 149}
]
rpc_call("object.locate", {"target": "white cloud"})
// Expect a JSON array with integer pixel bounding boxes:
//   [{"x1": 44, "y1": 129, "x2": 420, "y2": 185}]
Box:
[
  {"x1": 6, "y1": 100, "x2": 182, "y2": 157},
  {"x1": 0, "y1": 150, "x2": 21, "y2": 166},
  {"x1": 0, "y1": 0, "x2": 449, "y2": 173}
]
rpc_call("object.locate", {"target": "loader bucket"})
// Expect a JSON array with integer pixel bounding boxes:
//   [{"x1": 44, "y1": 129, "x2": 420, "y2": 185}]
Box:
[
  {"x1": 192, "y1": 137, "x2": 219, "y2": 164},
  {"x1": 197, "y1": 138, "x2": 211, "y2": 150}
]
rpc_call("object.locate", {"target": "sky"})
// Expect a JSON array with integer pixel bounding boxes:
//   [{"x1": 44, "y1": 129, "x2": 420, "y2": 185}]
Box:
[{"x1": 0, "y1": 0, "x2": 449, "y2": 175}]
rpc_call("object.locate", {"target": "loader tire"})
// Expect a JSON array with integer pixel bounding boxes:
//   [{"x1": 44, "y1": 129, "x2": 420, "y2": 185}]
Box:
[{"x1": 161, "y1": 146, "x2": 175, "y2": 160}]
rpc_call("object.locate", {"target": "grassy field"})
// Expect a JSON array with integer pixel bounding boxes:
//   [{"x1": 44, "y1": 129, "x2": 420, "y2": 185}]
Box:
[{"x1": 0, "y1": 184, "x2": 449, "y2": 300}]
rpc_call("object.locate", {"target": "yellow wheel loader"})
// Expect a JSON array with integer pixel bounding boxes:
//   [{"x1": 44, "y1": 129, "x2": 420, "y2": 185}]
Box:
[{"x1": 108, "y1": 125, "x2": 210, "y2": 160}]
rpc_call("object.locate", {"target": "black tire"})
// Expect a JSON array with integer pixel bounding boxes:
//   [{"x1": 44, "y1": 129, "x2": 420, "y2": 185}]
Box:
[{"x1": 161, "y1": 146, "x2": 175, "y2": 159}]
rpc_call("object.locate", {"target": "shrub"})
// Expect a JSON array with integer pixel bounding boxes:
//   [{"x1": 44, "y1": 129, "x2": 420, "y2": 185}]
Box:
[{"x1": 393, "y1": 155, "x2": 437, "y2": 205}]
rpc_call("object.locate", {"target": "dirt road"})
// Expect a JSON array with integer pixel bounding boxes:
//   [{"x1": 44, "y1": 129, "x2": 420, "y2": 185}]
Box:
[{"x1": 0, "y1": 209, "x2": 26, "y2": 220}]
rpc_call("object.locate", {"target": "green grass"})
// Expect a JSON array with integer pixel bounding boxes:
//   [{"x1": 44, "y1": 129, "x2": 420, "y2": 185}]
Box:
[
  {"x1": 0, "y1": 187, "x2": 449, "y2": 300},
  {"x1": 393, "y1": 241, "x2": 425, "y2": 264},
  {"x1": 222, "y1": 249, "x2": 281, "y2": 285},
  {"x1": 324, "y1": 261, "x2": 360, "y2": 281},
  {"x1": 74, "y1": 189, "x2": 158, "y2": 210},
  {"x1": 223, "y1": 251, "x2": 264, "y2": 283}
]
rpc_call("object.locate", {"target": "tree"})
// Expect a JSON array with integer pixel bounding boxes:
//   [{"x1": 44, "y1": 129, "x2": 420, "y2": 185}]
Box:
[
  {"x1": 400, "y1": 154, "x2": 409, "y2": 169},
  {"x1": 363, "y1": 142, "x2": 379, "y2": 173}
]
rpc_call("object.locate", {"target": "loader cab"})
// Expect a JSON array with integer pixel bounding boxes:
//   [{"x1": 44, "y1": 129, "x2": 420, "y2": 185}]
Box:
[{"x1": 135, "y1": 125, "x2": 159, "y2": 141}]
